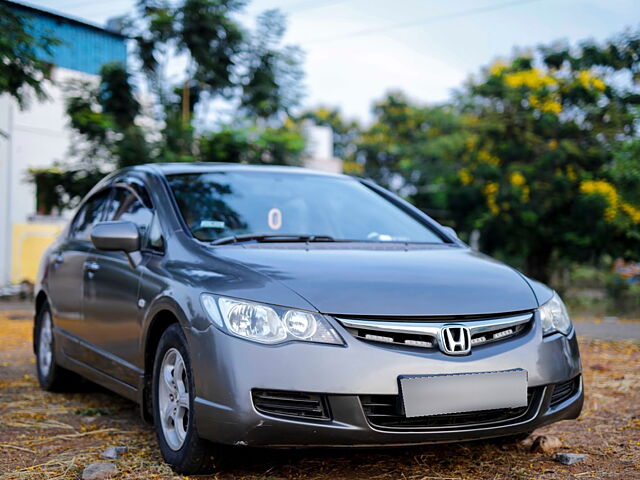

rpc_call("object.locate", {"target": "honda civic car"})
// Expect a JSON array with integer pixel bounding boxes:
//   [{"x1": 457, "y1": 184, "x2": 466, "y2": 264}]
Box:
[{"x1": 34, "y1": 163, "x2": 583, "y2": 474}]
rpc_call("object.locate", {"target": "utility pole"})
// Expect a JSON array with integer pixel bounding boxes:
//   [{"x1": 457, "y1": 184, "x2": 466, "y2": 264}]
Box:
[{"x1": 181, "y1": 80, "x2": 190, "y2": 125}]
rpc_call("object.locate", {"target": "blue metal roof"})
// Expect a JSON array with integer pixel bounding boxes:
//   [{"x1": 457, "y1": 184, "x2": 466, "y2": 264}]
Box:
[{"x1": 2, "y1": 0, "x2": 127, "y2": 76}]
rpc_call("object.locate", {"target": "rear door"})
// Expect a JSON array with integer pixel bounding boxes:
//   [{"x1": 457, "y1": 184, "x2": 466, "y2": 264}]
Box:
[
  {"x1": 47, "y1": 190, "x2": 110, "y2": 340},
  {"x1": 82, "y1": 183, "x2": 155, "y2": 386}
]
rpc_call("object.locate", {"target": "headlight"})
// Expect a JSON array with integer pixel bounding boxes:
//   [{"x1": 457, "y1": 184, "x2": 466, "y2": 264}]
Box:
[
  {"x1": 200, "y1": 294, "x2": 343, "y2": 345},
  {"x1": 539, "y1": 292, "x2": 572, "y2": 335}
]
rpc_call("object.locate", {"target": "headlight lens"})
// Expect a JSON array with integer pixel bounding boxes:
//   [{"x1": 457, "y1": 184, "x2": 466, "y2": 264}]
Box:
[
  {"x1": 539, "y1": 292, "x2": 572, "y2": 335},
  {"x1": 201, "y1": 294, "x2": 343, "y2": 345}
]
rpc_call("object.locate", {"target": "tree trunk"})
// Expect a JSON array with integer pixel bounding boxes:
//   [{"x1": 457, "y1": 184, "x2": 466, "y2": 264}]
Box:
[{"x1": 525, "y1": 247, "x2": 553, "y2": 284}]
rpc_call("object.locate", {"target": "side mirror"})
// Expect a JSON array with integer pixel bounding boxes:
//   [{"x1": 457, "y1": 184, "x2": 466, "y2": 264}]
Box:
[
  {"x1": 442, "y1": 226, "x2": 459, "y2": 240},
  {"x1": 91, "y1": 221, "x2": 140, "y2": 252}
]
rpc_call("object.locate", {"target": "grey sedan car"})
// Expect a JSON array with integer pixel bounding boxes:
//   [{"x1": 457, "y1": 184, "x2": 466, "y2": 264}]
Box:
[{"x1": 34, "y1": 163, "x2": 582, "y2": 473}]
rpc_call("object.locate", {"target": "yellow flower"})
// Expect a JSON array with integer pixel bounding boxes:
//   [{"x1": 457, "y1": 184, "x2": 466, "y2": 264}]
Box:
[
  {"x1": 580, "y1": 180, "x2": 619, "y2": 222},
  {"x1": 465, "y1": 135, "x2": 478, "y2": 152},
  {"x1": 478, "y1": 149, "x2": 501, "y2": 166},
  {"x1": 342, "y1": 161, "x2": 364, "y2": 175},
  {"x1": 576, "y1": 70, "x2": 591, "y2": 89},
  {"x1": 458, "y1": 168, "x2": 473, "y2": 185},
  {"x1": 483, "y1": 182, "x2": 500, "y2": 215},
  {"x1": 576, "y1": 70, "x2": 606, "y2": 92},
  {"x1": 592, "y1": 77, "x2": 606, "y2": 92},
  {"x1": 548, "y1": 139, "x2": 558, "y2": 150},
  {"x1": 504, "y1": 68, "x2": 556, "y2": 89},
  {"x1": 489, "y1": 59, "x2": 507, "y2": 76},
  {"x1": 566, "y1": 165, "x2": 577, "y2": 181},
  {"x1": 509, "y1": 172, "x2": 526, "y2": 187},
  {"x1": 621, "y1": 203, "x2": 640, "y2": 224},
  {"x1": 315, "y1": 107, "x2": 331, "y2": 121},
  {"x1": 540, "y1": 99, "x2": 562, "y2": 114},
  {"x1": 529, "y1": 94, "x2": 562, "y2": 114}
]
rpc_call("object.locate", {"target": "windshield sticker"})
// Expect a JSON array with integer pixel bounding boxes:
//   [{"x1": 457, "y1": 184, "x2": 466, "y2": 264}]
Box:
[
  {"x1": 268, "y1": 208, "x2": 282, "y2": 230},
  {"x1": 200, "y1": 220, "x2": 226, "y2": 229}
]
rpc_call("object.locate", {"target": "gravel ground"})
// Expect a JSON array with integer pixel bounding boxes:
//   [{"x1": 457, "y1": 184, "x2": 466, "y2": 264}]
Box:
[{"x1": 0, "y1": 308, "x2": 638, "y2": 479}]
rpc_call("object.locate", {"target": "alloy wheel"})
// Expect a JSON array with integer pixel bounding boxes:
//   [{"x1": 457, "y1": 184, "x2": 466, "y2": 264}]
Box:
[
  {"x1": 158, "y1": 347, "x2": 190, "y2": 450},
  {"x1": 38, "y1": 311, "x2": 53, "y2": 377}
]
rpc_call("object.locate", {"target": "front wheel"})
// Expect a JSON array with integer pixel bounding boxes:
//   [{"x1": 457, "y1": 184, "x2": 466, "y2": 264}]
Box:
[
  {"x1": 35, "y1": 301, "x2": 75, "y2": 391},
  {"x1": 152, "y1": 324, "x2": 219, "y2": 474}
]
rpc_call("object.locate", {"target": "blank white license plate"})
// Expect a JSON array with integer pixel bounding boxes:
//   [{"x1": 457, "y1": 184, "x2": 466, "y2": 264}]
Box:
[{"x1": 400, "y1": 369, "x2": 528, "y2": 418}]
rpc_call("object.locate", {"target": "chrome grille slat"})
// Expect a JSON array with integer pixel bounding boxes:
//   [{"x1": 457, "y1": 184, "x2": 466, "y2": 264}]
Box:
[{"x1": 337, "y1": 313, "x2": 533, "y2": 351}]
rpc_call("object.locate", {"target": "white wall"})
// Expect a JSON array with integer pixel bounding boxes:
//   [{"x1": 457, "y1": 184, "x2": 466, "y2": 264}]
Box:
[
  {"x1": 302, "y1": 123, "x2": 343, "y2": 174},
  {"x1": 0, "y1": 95, "x2": 12, "y2": 285},
  {"x1": 0, "y1": 67, "x2": 98, "y2": 285}
]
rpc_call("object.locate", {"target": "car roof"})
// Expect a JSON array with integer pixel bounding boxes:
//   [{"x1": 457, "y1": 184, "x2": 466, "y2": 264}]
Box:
[{"x1": 127, "y1": 162, "x2": 352, "y2": 179}]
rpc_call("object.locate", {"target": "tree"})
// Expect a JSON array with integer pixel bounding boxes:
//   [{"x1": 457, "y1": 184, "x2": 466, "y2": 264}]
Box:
[
  {"x1": 31, "y1": 0, "x2": 306, "y2": 212},
  {"x1": 30, "y1": 62, "x2": 146, "y2": 212},
  {"x1": 355, "y1": 92, "x2": 467, "y2": 216},
  {"x1": 0, "y1": 3, "x2": 59, "y2": 109},
  {"x1": 446, "y1": 31, "x2": 640, "y2": 282}
]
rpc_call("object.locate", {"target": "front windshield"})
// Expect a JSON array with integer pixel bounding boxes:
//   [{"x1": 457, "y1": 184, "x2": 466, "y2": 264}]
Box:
[{"x1": 167, "y1": 171, "x2": 445, "y2": 244}]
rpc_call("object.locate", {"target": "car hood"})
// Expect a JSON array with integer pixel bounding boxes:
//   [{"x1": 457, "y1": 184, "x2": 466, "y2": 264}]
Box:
[{"x1": 212, "y1": 244, "x2": 540, "y2": 316}]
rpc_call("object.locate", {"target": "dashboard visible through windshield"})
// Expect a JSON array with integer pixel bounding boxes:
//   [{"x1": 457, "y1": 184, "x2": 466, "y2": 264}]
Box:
[{"x1": 167, "y1": 171, "x2": 445, "y2": 244}]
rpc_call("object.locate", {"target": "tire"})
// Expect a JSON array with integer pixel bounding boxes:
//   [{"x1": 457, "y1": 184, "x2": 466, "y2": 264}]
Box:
[
  {"x1": 34, "y1": 301, "x2": 75, "y2": 391},
  {"x1": 152, "y1": 324, "x2": 220, "y2": 474}
]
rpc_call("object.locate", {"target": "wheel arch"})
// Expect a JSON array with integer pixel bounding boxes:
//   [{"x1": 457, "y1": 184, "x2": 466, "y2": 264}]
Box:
[{"x1": 140, "y1": 301, "x2": 189, "y2": 422}]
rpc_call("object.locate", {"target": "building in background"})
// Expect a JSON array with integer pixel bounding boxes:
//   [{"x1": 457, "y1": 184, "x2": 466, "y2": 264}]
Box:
[
  {"x1": 0, "y1": 0, "x2": 127, "y2": 286},
  {"x1": 302, "y1": 122, "x2": 342, "y2": 174}
]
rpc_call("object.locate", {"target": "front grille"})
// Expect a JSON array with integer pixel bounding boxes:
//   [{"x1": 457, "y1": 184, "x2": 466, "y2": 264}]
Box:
[
  {"x1": 252, "y1": 389, "x2": 331, "y2": 421},
  {"x1": 360, "y1": 389, "x2": 540, "y2": 430},
  {"x1": 550, "y1": 376, "x2": 580, "y2": 408},
  {"x1": 338, "y1": 312, "x2": 533, "y2": 352}
]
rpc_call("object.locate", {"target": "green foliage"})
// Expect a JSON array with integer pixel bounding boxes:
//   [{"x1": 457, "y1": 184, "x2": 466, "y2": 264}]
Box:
[
  {"x1": 199, "y1": 122, "x2": 305, "y2": 165},
  {"x1": 0, "y1": 4, "x2": 60, "y2": 109},
  {"x1": 241, "y1": 10, "x2": 304, "y2": 119},
  {"x1": 445, "y1": 32, "x2": 640, "y2": 281},
  {"x1": 31, "y1": 0, "x2": 305, "y2": 212},
  {"x1": 355, "y1": 92, "x2": 467, "y2": 216},
  {"x1": 131, "y1": 0, "x2": 302, "y2": 120},
  {"x1": 29, "y1": 167, "x2": 105, "y2": 214},
  {"x1": 64, "y1": 62, "x2": 146, "y2": 170},
  {"x1": 353, "y1": 31, "x2": 640, "y2": 282}
]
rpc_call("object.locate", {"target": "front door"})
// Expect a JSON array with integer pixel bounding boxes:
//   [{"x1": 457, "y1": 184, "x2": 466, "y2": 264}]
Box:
[{"x1": 82, "y1": 184, "x2": 154, "y2": 387}]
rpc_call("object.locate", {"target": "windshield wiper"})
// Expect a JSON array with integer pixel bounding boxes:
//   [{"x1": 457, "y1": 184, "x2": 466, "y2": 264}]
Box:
[{"x1": 211, "y1": 234, "x2": 336, "y2": 245}]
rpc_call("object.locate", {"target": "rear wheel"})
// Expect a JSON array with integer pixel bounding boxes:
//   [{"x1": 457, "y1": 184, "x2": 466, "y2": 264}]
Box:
[
  {"x1": 35, "y1": 301, "x2": 75, "y2": 391},
  {"x1": 152, "y1": 324, "x2": 220, "y2": 474}
]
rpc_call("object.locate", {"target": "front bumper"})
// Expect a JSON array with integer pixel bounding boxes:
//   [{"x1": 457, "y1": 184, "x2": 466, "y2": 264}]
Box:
[{"x1": 189, "y1": 312, "x2": 583, "y2": 446}]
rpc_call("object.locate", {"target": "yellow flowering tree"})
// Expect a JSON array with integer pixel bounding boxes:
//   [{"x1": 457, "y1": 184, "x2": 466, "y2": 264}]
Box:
[{"x1": 447, "y1": 31, "x2": 640, "y2": 282}]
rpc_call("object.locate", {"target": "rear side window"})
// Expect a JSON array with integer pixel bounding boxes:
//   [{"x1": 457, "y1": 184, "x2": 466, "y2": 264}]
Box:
[{"x1": 69, "y1": 190, "x2": 110, "y2": 241}]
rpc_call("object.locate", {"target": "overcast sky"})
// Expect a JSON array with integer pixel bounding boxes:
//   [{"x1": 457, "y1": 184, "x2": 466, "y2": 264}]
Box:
[{"x1": 27, "y1": 0, "x2": 640, "y2": 122}]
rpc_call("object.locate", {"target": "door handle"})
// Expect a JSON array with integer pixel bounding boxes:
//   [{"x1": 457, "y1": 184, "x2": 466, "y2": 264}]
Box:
[{"x1": 84, "y1": 261, "x2": 100, "y2": 273}]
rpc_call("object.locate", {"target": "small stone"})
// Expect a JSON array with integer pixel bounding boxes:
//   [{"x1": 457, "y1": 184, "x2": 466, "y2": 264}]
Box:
[
  {"x1": 555, "y1": 452, "x2": 588, "y2": 465},
  {"x1": 82, "y1": 462, "x2": 117, "y2": 480},
  {"x1": 519, "y1": 435, "x2": 535, "y2": 450},
  {"x1": 100, "y1": 445, "x2": 128, "y2": 459},
  {"x1": 530, "y1": 434, "x2": 562, "y2": 453}
]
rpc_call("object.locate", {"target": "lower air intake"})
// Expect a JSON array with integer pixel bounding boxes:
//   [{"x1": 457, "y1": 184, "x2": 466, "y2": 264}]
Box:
[
  {"x1": 550, "y1": 376, "x2": 580, "y2": 408},
  {"x1": 360, "y1": 388, "x2": 540, "y2": 430},
  {"x1": 252, "y1": 389, "x2": 331, "y2": 421}
]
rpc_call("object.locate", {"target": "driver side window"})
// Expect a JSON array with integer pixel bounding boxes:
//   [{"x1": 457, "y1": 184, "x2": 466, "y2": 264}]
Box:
[{"x1": 104, "y1": 186, "x2": 155, "y2": 248}]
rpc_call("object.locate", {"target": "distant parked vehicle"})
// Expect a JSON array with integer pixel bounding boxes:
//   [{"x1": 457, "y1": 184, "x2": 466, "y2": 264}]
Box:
[{"x1": 34, "y1": 163, "x2": 583, "y2": 474}]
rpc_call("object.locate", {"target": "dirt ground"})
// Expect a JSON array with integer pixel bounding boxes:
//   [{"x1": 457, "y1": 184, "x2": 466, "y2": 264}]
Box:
[{"x1": 0, "y1": 309, "x2": 638, "y2": 480}]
